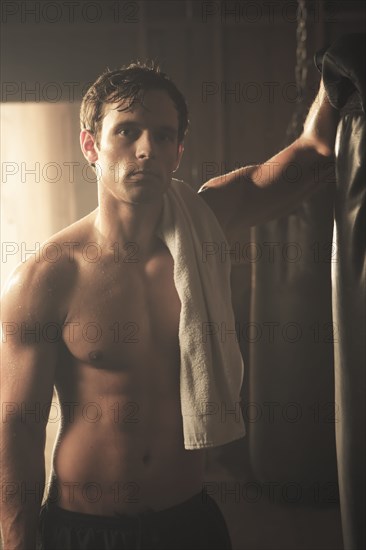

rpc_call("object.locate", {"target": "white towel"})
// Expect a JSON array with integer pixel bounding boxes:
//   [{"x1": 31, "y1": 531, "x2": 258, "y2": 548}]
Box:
[{"x1": 156, "y1": 178, "x2": 246, "y2": 450}]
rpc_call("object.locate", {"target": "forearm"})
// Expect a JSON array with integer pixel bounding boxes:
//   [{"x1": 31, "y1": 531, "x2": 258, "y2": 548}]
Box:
[{"x1": 1, "y1": 424, "x2": 46, "y2": 550}]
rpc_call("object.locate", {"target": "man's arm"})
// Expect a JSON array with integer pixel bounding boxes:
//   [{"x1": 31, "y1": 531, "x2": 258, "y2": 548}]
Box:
[
  {"x1": 0, "y1": 258, "x2": 63, "y2": 550},
  {"x1": 198, "y1": 78, "x2": 339, "y2": 236}
]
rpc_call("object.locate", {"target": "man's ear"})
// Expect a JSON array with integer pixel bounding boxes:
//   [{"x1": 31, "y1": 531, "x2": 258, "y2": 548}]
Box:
[
  {"x1": 80, "y1": 130, "x2": 99, "y2": 164},
  {"x1": 173, "y1": 142, "x2": 184, "y2": 173}
]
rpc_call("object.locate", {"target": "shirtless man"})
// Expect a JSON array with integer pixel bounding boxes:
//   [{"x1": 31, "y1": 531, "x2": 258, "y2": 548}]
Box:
[{"x1": 0, "y1": 64, "x2": 338, "y2": 550}]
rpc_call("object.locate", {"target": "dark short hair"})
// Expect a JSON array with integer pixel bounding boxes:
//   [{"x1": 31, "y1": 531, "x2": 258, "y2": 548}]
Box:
[{"x1": 80, "y1": 62, "x2": 189, "y2": 145}]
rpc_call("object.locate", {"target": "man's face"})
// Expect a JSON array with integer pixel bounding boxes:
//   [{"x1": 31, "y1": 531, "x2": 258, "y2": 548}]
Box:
[{"x1": 82, "y1": 89, "x2": 184, "y2": 204}]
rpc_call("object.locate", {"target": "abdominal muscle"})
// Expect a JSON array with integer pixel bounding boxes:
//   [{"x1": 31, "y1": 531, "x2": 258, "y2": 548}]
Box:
[{"x1": 49, "y1": 364, "x2": 206, "y2": 517}]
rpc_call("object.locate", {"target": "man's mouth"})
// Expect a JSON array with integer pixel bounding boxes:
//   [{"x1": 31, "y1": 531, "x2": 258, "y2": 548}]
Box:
[{"x1": 129, "y1": 169, "x2": 159, "y2": 178}]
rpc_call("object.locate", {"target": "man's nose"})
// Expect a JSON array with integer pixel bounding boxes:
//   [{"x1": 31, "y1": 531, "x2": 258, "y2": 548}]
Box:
[{"x1": 135, "y1": 132, "x2": 156, "y2": 159}]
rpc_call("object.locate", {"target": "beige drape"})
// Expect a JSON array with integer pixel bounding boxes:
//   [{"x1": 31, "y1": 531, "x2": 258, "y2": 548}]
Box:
[{"x1": 1, "y1": 101, "x2": 97, "y2": 292}]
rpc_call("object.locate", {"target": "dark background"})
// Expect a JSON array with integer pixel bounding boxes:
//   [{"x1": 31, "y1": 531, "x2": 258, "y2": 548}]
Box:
[
  {"x1": 3, "y1": 0, "x2": 365, "y2": 187},
  {"x1": 1, "y1": 2, "x2": 365, "y2": 549}
]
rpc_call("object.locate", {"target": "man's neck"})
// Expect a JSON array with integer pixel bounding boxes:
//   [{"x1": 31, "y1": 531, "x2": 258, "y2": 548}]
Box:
[{"x1": 94, "y1": 195, "x2": 164, "y2": 259}]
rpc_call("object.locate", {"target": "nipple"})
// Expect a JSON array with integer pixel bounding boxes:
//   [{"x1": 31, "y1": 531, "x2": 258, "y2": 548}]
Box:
[{"x1": 89, "y1": 350, "x2": 103, "y2": 362}]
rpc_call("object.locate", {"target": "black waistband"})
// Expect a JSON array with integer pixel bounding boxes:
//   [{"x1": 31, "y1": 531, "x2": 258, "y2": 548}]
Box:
[{"x1": 42, "y1": 488, "x2": 212, "y2": 529}]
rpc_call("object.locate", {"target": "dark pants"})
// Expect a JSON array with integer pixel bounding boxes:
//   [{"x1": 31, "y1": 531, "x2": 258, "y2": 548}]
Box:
[{"x1": 38, "y1": 490, "x2": 232, "y2": 550}]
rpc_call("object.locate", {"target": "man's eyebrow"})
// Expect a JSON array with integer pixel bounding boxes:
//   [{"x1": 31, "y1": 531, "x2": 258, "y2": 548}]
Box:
[
  {"x1": 114, "y1": 120, "x2": 139, "y2": 126},
  {"x1": 113, "y1": 121, "x2": 177, "y2": 135}
]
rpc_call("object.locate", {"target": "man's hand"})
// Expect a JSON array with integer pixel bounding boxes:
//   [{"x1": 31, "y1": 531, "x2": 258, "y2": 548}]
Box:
[{"x1": 302, "y1": 78, "x2": 339, "y2": 156}]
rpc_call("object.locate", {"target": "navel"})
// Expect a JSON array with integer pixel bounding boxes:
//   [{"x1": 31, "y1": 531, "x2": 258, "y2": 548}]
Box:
[{"x1": 88, "y1": 350, "x2": 104, "y2": 362}]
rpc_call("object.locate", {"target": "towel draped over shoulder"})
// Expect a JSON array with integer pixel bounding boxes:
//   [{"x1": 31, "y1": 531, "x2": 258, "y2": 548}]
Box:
[{"x1": 156, "y1": 179, "x2": 246, "y2": 450}]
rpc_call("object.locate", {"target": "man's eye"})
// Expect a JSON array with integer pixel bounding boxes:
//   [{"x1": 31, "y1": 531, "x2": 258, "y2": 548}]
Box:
[{"x1": 118, "y1": 128, "x2": 137, "y2": 138}]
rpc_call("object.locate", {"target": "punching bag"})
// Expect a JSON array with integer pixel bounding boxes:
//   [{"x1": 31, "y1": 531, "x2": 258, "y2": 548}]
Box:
[
  {"x1": 249, "y1": 186, "x2": 338, "y2": 501},
  {"x1": 249, "y1": 56, "x2": 339, "y2": 501},
  {"x1": 317, "y1": 33, "x2": 366, "y2": 550}
]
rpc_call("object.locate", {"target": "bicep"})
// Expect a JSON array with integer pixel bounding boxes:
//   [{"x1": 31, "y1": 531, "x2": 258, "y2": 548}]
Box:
[
  {"x1": 1, "y1": 338, "x2": 57, "y2": 426},
  {"x1": 1, "y1": 265, "x2": 60, "y2": 433}
]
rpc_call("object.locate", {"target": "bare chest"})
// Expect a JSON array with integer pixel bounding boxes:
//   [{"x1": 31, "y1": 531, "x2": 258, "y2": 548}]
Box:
[{"x1": 62, "y1": 250, "x2": 181, "y2": 371}]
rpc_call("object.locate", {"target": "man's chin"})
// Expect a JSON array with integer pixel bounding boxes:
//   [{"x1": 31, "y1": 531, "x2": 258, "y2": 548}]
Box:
[
  {"x1": 124, "y1": 178, "x2": 171, "y2": 201},
  {"x1": 126, "y1": 186, "x2": 168, "y2": 205}
]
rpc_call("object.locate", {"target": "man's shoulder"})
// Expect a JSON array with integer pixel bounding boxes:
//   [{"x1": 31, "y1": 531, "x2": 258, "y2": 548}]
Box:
[
  {"x1": 1, "y1": 211, "x2": 96, "y2": 318},
  {"x1": 46, "y1": 209, "x2": 97, "y2": 252}
]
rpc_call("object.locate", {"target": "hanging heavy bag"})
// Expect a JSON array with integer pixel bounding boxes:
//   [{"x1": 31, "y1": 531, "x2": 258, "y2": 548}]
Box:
[
  {"x1": 316, "y1": 33, "x2": 366, "y2": 550},
  {"x1": 249, "y1": 31, "x2": 339, "y2": 501}
]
